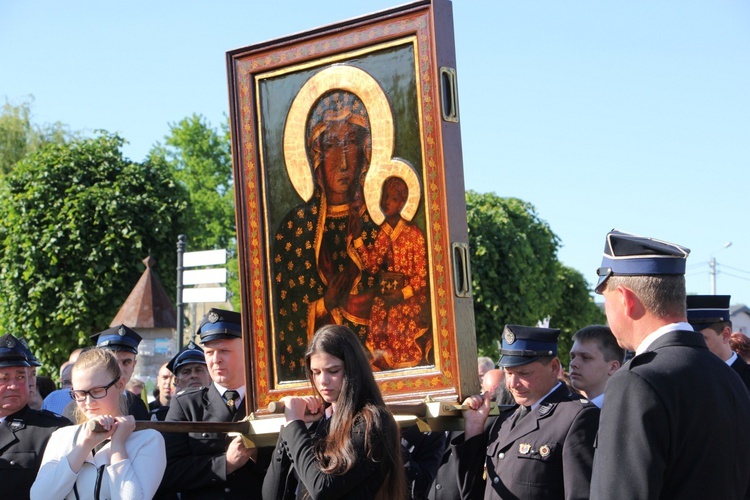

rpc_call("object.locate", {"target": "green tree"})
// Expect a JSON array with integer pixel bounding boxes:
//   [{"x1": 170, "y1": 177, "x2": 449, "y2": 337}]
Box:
[
  {"x1": 149, "y1": 114, "x2": 235, "y2": 250},
  {"x1": 149, "y1": 115, "x2": 242, "y2": 314},
  {"x1": 548, "y1": 263, "x2": 607, "y2": 367},
  {"x1": 0, "y1": 132, "x2": 188, "y2": 371},
  {"x1": 466, "y1": 191, "x2": 563, "y2": 357},
  {"x1": 0, "y1": 97, "x2": 73, "y2": 176}
]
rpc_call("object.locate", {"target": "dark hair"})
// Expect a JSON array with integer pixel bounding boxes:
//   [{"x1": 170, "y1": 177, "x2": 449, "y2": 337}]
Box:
[
  {"x1": 36, "y1": 376, "x2": 56, "y2": 399},
  {"x1": 305, "y1": 324, "x2": 406, "y2": 499},
  {"x1": 704, "y1": 321, "x2": 733, "y2": 335},
  {"x1": 573, "y1": 325, "x2": 625, "y2": 363}
]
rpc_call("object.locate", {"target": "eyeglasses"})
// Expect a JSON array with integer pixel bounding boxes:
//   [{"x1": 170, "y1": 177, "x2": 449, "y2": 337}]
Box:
[
  {"x1": 595, "y1": 267, "x2": 614, "y2": 295},
  {"x1": 70, "y1": 377, "x2": 119, "y2": 402}
]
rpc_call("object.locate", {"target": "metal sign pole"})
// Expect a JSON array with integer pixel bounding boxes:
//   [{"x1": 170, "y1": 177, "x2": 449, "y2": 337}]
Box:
[{"x1": 176, "y1": 234, "x2": 187, "y2": 348}]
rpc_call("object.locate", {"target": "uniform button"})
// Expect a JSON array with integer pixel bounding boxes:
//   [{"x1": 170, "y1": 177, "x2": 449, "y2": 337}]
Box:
[
  {"x1": 9, "y1": 461, "x2": 15, "y2": 465},
  {"x1": 224, "y1": 488, "x2": 231, "y2": 493},
  {"x1": 202, "y1": 433, "x2": 209, "y2": 437},
  {"x1": 498, "y1": 453, "x2": 505, "y2": 460},
  {"x1": 435, "y1": 484, "x2": 442, "y2": 490},
  {"x1": 493, "y1": 477, "x2": 500, "y2": 484}
]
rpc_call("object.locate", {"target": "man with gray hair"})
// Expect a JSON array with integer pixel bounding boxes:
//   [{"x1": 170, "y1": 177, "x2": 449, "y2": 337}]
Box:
[{"x1": 591, "y1": 229, "x2": 750, "y2": 499}]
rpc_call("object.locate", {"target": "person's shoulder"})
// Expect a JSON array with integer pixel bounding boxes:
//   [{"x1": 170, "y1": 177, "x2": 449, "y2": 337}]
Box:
[
  {"x1": 25, "y1": 407, "x2": 72, "y2": 427},
  {"x1": 171, "y1": 386, "x2": 209, "y2": 402}
]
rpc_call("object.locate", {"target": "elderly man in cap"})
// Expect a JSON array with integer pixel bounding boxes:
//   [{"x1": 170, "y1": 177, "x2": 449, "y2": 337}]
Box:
[
  {"x1": 159, "y1": 308, "x2": 269, "y2": 499},
  {"x1": 431, "y1": 325, "x2": 599, "y2": 499},
  {"x1": 687, "y1": 294, "x2": 750, "y2": 389},
  {"x1": 591, "y1": 230, "x2": 750, "y2": 499},
  {"x1": 169, "y1": 341, "x2": 211, "y2": 393},
  {"x1": 62, "y1": 325, "x2": 149, "y2": 421},
  {"x1": 0, "y1": 333, "x2": 70, "y2": 499}
]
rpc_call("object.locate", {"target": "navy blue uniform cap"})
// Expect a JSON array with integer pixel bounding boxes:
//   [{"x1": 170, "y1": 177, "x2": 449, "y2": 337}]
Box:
[
  {"x1": 167, "y1": 341, "x2": 206, "y2": 374},
  {"x1": 595, "y1": 229, "x2": 690, "y2": 294},
  {"x1": 17, "y1": 338, "x2": 42, "y2": 367},
  {"x1": 198, "y1": 308, "x2": 241, "y2": 344},
  {"x1": 0, "y1": 333, "x2": 32, "y2": 368},
  {"x1": 90, "y1": 325, "x2": 142, "y2": 354},
  {"x1": 687, "y1": 295, "x2": 731, "y2": 329},
  {"x1": 498, "y1": 325, "x2": 560, "y2": 367}
]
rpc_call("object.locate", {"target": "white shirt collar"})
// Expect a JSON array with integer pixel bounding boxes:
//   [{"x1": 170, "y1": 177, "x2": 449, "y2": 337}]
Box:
[
  {"x1": 726, "y1": 351, "x2": 738, "y2": 367},
  {"x1": 590, "y1": 393, "x2": 605, "y2": 408},
  {"x1": 214, "y1": 382, "x2": 245, "y2": 401},
  {"x1": 531, "y1": 381, "x2": 562, "y2": 410},
  {"x1": 635, "y1": 322, "x2": 693, "y2": 356}
]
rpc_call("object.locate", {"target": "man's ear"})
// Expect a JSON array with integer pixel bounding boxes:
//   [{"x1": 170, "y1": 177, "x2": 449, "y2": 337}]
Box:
[
  {"x1": 608, "y1": 360, "x2": 621, "y2": 377},
  {"x1": 620, "y1": 285, "x2": 645, "y2": 320},
  {"x1": 721, "y1": 326, "x2": 733, "y2": 345}
]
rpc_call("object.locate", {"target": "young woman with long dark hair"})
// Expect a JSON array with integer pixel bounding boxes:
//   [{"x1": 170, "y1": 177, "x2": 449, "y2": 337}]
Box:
[{"x1": 263, "y1": 324, "x2": 406, "y2": 499}]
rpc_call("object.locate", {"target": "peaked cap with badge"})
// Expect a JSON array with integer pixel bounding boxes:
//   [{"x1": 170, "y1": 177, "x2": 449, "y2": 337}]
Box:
[
  {"x1": 498, "y1": 325, "x2": 560, "y2": 368},
  {"x1": 197, "y1": 308, "x2": 242, "y2": 344},
  {"x1": 686, "y1": 294, "x2": 731, "y2": 330},
  {"x1": 167, "y1": 340, "x2": 206, "y2": 374},
  {"x1": 595, "y1": 229, "x2": 690, "y2": 294},
  {"x1": 90, "y1": 324, "x2": 142, "y2": 354},
  {"x1": 0, "y1": 333, "x2": 32, "y2": 368},
  {"x1": 17, "y1": 338, "x2": 42, "y2": 367}
]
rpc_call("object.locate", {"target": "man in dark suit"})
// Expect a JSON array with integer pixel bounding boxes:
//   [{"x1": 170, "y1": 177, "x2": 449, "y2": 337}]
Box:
[
  {"x1": 591, "y1": 230, "x2": 750, "y2": 499},
  {"x1": 431, "y1": 325, "x2": 600, "y2": 499},
  {"x1": 159, "y1": 309, "x2": 269, "y2": 499},
  {"x1": 687, "y1": 294, "x2": 750, "y2": 390},
  {"x1": 0, "y1": 333, "x2": 70, "y2": 500}
]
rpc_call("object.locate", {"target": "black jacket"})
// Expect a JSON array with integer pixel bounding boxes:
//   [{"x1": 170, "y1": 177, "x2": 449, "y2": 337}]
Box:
[
  {"x1": 159, "y1": 385, "x2": 270, "y2": 499},
  {"x1": 0, "y1": 405, "x2": 70, "y2": 500},
  {"x1": 431, "y1": 384, "x2": 599, "y2": 500},
  {"x1": 591, "y1": 330, "x2": 750, "y2": 499}
]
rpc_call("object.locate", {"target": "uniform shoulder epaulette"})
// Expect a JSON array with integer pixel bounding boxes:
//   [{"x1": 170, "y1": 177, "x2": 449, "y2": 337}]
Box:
[
  {"x1": 174, "y1": 386, "x2": 207, "y2": 398},
  {"x1": 32, "y1": 408, "x2": 72, "y2": 425}
]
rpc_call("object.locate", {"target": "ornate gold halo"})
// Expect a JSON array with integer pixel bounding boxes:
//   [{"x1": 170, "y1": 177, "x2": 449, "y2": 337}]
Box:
[{"x1": 283, "y1": 64, "x2": 420, "y2": 223}]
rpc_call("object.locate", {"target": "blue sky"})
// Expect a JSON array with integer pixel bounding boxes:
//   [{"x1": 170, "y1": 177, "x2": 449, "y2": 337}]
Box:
[{"x1": 2, "y1": 1, "x2": 749, "y2": 308}]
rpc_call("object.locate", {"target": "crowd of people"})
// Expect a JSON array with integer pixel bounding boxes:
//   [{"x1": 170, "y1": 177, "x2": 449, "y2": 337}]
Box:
[{"x1": 2, "y1": 229, "x2": 750, "y2": 499}]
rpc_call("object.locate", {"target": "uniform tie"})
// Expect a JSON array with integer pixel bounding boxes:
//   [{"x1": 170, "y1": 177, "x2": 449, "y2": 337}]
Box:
[
  {"x1": 511, "y1": 405, "x2": 531, "y2": 429},
  {"x1": 224, "y1": 390, "x2": 240, "y2": 414}
]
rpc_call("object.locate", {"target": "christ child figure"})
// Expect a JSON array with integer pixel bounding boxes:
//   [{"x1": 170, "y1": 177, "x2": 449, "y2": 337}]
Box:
[{"x1": 352, "y1": 176, "x2": 429, "y2": 369}]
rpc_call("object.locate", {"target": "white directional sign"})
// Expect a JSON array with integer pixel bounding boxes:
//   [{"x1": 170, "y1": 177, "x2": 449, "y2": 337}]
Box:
[
  {"x1": 183, "y1": 287, "x2": 227, "y2": 304},
  {"x1": 183, "y1": 268, "x2": 228, "y2": 285},
  {"x1": 183, "y1": 249, "x2": 227, "y2": 268}
]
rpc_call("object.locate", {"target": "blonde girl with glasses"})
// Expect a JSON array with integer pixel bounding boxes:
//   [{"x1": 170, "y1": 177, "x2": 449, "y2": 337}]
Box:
[{"x1": 31, "y1": 348, "x2": 165, "y2": 500}]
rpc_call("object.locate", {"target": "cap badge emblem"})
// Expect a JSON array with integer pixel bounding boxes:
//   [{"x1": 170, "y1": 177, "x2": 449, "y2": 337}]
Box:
[
  {"x1": 187, "y1": 341, "x2": 196, "y2": 349},
  {"x1": 118, "y1": 326, "x2": 126, "y2": 336},
  {"x1": 540, "y1": 444, "x2": 551, "y2": 457},
  {"x1": 503, "y1": 330, "x2": 516, "y2": 345},
  {"x1": 208, "y1": 311, "x2": 219, "y2": 323},
  {"x1": 5, "y1": 337, "x2": 15, "y2": 348},
  {"x1": 519, "y1": 443, "x2": 531, "y2": 455}
]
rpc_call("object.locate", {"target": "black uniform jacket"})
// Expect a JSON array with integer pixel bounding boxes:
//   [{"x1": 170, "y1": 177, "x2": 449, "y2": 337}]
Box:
[
  {"x1": 731, "y1": 355, "x2": 750, "y2": 391},
  {"x1": 159, "y1": 385, "x2": 270, "y2": 499},
  {"x1": 0, "y1": 405, "x2": 70, "y2": 500},
  {"x1": 263, "y1": 415, "x2": 392, "y2": 499},
  {"x1": 591, "y1": 330, "x2": 750, "y2": 499},
  {"x1": 432, "y1": 384, "x2": 599, "y2": 500}
]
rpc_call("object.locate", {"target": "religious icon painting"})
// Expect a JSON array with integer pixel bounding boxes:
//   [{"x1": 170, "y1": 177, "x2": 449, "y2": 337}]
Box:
[{"x1": 227, "y1": 0, "x2": 477, "y2": 412}]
